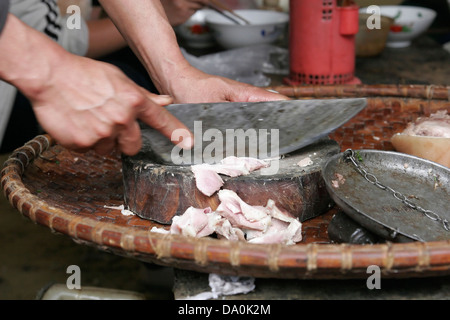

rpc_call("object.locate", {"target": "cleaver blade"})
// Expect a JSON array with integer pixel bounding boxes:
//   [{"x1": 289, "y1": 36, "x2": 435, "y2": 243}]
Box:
[{"x1": 139, "y1": 98, "x2": 367, "y2": 165}]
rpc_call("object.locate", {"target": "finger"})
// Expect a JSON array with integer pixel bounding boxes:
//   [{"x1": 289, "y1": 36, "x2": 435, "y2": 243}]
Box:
[
  {"x1": 93, "y1": 137, "x2": 117, "y2": 155},
  {"x1": 138, "y1": 95, "x2": 193, "y2": 150},
  {"x1": 232, "y1": 86, "x2": 291, "y2": 103},
  {"x1": 147, "y1": 94, "x2": 173, "y2": 106},
  {"x1": 117, "y1": 120, "x2": 142, "y2": 156}
]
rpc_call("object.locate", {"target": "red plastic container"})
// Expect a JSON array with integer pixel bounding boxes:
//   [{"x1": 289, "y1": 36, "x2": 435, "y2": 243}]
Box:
[{"x1": 286, "y1": 0, "x2": 360, "y2": 85}]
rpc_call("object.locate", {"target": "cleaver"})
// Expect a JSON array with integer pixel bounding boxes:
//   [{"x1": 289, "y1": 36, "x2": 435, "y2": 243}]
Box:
[{"x1": 139, "y1": 98, "x2": 367, "y2": 165}]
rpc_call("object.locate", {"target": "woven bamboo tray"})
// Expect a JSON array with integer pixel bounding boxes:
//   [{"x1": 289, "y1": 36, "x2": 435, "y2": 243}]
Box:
[{"x1": 2, "y1": 84, "x2": 450, "y2": 279}]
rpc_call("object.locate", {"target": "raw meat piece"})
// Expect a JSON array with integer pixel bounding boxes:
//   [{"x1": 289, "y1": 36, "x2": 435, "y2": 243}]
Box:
[
  {"x1": 168, "y1": 190, "x2": 302, "y2": 245},
  {"x1": 170, "y1": 207, "x2": 217, "y2": 237},
  {"x1": 216, "y1": 191, "x2": 302, "y2": 245},
  {"x1": 216, "y1": 189, "x2": 271, "y2": 231},
  {"x1": 219, "y1": 156, "x2": 269, "y2": 173},
  {"x1": 214, "y1": 219, "x2": 246, "y2": 241},
  {"x1": 401, "y1": 110, "x2": 450, "y2": 138},
  {"x1": 245, "y1": 199, "x2": 302, "y2": 245},
  {"x1": 331, "y1": 173, "x2": 346, "y2": 189},
  {"x1": 297, "y1": 157, "x2": 313, "y2": 167},
  {"x1": 391, "y1": 110, "x2": 450, "y2": 167},
  {"x1": 191, "y1": 165, "x2": 224, "y2": 197},
  {"x1": 171, "y1": 205, "x2": 247, "y2": 240},
  {"x1": 191, "y1": 156, "x2": 270, "y2": 196},
  {"x1": 246, "y1": 218, "x2": 302, "y2": 245},
  {"x1": 264, "y1": 199, "x2": 296, "y2": 223}
]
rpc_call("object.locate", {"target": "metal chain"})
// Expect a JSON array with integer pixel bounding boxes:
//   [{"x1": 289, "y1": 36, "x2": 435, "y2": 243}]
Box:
[{"x1": 343, "y1": 149, "x2": 450, "y2": 233}]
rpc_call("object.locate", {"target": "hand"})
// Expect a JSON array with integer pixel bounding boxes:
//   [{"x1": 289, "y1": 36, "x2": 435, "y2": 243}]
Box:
[
  {"x1": 31, "y1": 56, "x2": 193, "y2": 156},
  {"x1": 98, "y1": 0, "x2": 289, "y2": 104},
  {"x1": 0, "y1": 15, "x2": 193, "y2": 156},
  {"x1": 160, "y1": 0, "x2": 209, "y2": 26},
  {"x1": 166, "y1": 65, "x2": 290, "y2": 103}
]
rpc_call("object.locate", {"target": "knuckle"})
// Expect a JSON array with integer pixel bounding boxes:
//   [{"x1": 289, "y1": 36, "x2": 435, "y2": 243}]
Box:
[
  {"x1": 94, "y1": 123, "x2": 114, "y2": 139},
  {"x1": 126, "y1": 90, "x2": 146, "y2": 107},
  {"x1": 151, "y1": 109, "x2": 171, "y2": 130},
  {"x1": 72, "y1": 134, "x2": 95, "y2": 149},
  {"x1": 116, "y1": 109, "x2": 136, "y2": 127}
]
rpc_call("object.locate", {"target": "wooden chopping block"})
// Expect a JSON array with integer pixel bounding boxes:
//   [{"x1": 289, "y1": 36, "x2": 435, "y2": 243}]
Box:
[{"x1": 122, "y1": 139, "x2": 340, "y2": 224}]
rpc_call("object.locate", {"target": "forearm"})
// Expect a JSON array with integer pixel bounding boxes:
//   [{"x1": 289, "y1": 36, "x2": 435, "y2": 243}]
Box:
[
  {"x1": 0, "y1": 14, "x2": 67, "y2": 98},
  {"x1": 0, "y1": 13, "x2": 193, "y2": 155},
  {"x1": 97, "y1": 0, "x2": 288, "y2": 104},
  {"x1": 98, "y1": 0, "x2": 191, "y2": 95},
  {"x1": 86, "y1": 18, "x2": 127, "y2": 58}
]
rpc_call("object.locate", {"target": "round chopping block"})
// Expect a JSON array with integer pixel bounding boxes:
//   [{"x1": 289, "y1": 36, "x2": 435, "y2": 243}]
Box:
[{"x1": 122, "y1": 139, "x2": 340, "y2": 224}]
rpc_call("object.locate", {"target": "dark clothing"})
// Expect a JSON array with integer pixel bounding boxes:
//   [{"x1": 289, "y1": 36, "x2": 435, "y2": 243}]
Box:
[
  {"x1": 0, "y1": 0, "x2": 10, "y2": 35},
  {"x1": 0, "y1": 92, "x2": 38, "y2": 153},
  {"x1": 100, "y1": 47, "x2": 158, "y2": 94}
]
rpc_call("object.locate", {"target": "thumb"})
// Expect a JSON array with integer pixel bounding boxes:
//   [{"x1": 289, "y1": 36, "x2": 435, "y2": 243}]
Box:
[{"x1": 147, "y1": 94, "x2": 173, "y2": 106}]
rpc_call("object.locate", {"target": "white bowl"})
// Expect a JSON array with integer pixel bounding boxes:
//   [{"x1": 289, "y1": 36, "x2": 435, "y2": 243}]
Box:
[
  {"x1": 377, "y1": 5, "x2": 436, "y2": 48},
  {"x1": 205, "y1": 9, "x2": 289, "y2": 49},
  {"x1": 174, "y1": 9, "x2": 215, "y2": 49}
]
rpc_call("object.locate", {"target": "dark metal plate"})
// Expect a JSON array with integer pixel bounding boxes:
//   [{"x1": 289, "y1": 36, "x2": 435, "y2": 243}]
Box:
[{"x1": 323, "y1": 150, "x2": 450, "y2": 242}]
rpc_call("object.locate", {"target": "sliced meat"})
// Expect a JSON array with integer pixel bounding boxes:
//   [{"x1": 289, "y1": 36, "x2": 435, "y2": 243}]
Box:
[
  {"x1": 214, "y1": 219, "x2": 246, "y2": 241},
  {"x1": 216, "y1": 189, "x2": 271, "y2": 231},
  {"x1": 170, "y1": 206, "x2": 217, "y2": 237},
  {"x1": 191, "y1": 164, "x2": 224, "y2": 197},
  {"x1": 191, "y1": 156, "x2": 270, "y2": 196},
  {"x1": 264, "y1": 199, "x2": 296, "y2": 223},
  {"x1": 246, "y1": 199, "x2": 302, "y2": 245},
  {"x1": 168, "y1": 190, "x2": 302, "y2": 245},
  {"x1": 246, "y1": 218, "x2": 302, "y2": 245},
  {"x1": 219, "y1": 156, "x2": 269, "y2": 173}
]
